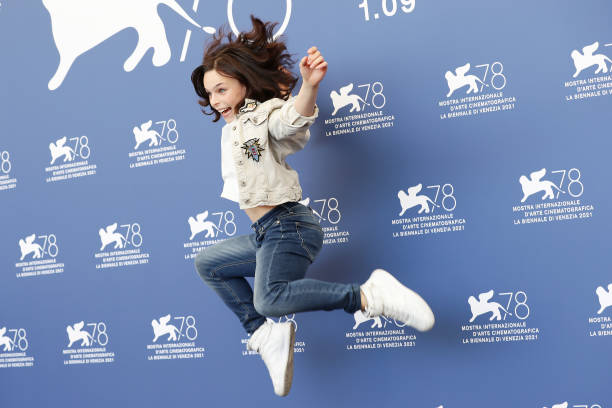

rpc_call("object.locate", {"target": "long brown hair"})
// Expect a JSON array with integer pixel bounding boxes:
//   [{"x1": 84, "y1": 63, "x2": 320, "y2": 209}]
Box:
[{"x1": 191, "y1": 16, "x2": 298, "y2": 122}]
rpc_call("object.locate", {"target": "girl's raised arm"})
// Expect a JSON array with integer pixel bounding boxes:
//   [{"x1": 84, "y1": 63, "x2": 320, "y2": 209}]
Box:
[{"x1": 294, "y1": 46, "x2": 328, "y2": 117}]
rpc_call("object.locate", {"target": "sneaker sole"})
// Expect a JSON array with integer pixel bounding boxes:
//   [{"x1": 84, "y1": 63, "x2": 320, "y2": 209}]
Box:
[{"x1": 279, "y1": 323, "x2": 295, "y2": 397}]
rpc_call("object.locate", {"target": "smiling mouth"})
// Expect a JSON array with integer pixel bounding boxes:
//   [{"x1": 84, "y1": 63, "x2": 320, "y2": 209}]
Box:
[{"x1": 220, "y1": 107, "x2": 232, "y2": 115}]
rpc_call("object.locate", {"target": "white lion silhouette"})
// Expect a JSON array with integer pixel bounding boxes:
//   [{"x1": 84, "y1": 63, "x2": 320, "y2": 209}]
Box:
[
  {"x1": 596, "y1": 283, "x2": 612, "y2": 314},
  {"x1": 397, "y1": 184, "x2": 438, "y2": 216},
  {"x1": 352, "y1": 310, "x2": 382, "y2": 330},
  {"x1": 330, "y1": 83, "x2": 365, "y2": 116},
  {"x1": 519, "y1": 168, "x2": 565, "y2": 203},
  {"x1": 18, "y1": 234, "x2": 44, "y2": 260},
  {"x1": 133, "y1": 120, "x2": 161, "y2": 149},
  {"x1": 571, "y1": 42, "x2": 612, "y2": 78},
  {"x1": 99, "y1": 223, "x2": 126, "y2": 250},
  {"x1": 188, "y1": 211, "x2": 221, "y2": 240},
  {"x1": 43, "y1": 0, "x2": 216, "y2": 90},
  {"x1": 468, "y1": 290, "x2": 511, "y2": 322},
  {"x1": 152, "y1": 314, "x2": 180, "y2": 342},
  {"x1": 444, "y1": 63, "x2": 486, "y2": 97},
  {"x1": 0, "y1": 327, "x2": 15, "y2": 352},
  {"x1": 66, "y1": 321, "x2": 94, "y2": 347},
  {"x1": 49, "y1": 136, "x2": 76, "y2": 164}
]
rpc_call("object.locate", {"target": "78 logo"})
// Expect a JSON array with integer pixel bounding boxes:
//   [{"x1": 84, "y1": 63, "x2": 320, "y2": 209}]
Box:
[{"x1": 98, "y1": 222, "x2": 143, "y2": 251}]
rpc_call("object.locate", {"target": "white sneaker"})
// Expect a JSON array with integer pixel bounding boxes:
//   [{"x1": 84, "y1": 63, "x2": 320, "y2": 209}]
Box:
[
  {"x1": 361, "y1": 269, "x2": 435, "y2": 332},
  {"x1": 247, "y1": 320, "x2": 295, "y2": 397}
]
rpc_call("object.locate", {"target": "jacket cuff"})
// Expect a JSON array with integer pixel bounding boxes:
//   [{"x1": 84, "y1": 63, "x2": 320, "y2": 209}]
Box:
[{"x1": 283, "y1": 97, "x2": 319, "y2": 127}]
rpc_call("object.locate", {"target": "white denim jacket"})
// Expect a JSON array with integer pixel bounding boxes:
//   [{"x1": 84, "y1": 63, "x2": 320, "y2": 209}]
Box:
[{"x1": 220, "y1": 96, "x2": 318, "y2": 209}]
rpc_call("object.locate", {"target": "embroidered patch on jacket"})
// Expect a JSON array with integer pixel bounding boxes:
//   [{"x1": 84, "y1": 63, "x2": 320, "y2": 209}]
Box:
[
  {"x1": 239, "y1": 100, "x2": 258, "y2": 113},
  {"x1": 241, "y1": 138, "x2": 264, "y2": 162}
]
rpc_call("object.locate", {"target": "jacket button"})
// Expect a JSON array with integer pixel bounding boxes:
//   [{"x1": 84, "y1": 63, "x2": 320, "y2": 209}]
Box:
[
  {"x1": 233, "y1": 141, "x2": 238, "y2": 146},
  {"x1": 241, "y1": 181, "x2": 246, "y2": 186},
  {"x1": 245, "y1": 198, "x2": 250, "y2": 203},
  {"x1": 232, "y1": 126, "x2": 236, "y2": 131},
  {"x1": 238, "y1": 160, "x2": 243, "y2": 165}
]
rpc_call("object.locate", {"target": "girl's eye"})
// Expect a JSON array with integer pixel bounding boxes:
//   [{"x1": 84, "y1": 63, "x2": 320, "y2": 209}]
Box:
[{"x1": 219, "y1": 89, "x2": 226, "y2": 94}]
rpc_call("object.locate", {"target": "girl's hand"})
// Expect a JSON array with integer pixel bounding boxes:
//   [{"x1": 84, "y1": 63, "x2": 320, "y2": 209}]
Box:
[{"x1": 299, "y1": 46, "x2": 328, "y2": 88}]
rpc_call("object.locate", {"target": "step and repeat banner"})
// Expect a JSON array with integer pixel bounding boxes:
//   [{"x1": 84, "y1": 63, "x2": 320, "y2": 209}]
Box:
[{"x1": 1, "y1": 1, "x2": 611, "y2": 407}]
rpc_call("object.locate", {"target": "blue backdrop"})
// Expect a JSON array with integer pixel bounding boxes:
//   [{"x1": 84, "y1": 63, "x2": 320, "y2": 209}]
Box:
[{"x1": 1, "y1": 1, "x2": 611, "y2": 407}]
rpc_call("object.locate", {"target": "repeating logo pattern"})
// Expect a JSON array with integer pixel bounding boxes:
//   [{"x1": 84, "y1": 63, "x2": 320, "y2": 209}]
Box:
[
  {"x1": 146, "y1": 314, "x2": 205, "y2": 361},
  {"x1": 15, "y1": 233, "x2": 65, "y2": 278},
  {"x1": 438, "y1": 60, "x2": 517, "y2": 120},
  {"x1": 45, "y1": 136, "x2": 97, "y2": 183},
  {"x1": 0, "y1": 325, "x2": 34, "y2": 368},
  {"x1": 183, "y1": 209, "x2": 236, "y2": 260},
  {"x1": 564, "y1": 41, "x2": 612, "y2": 101},
  {"x1": 0, "y1": 0, "x2": 607, "y2": 401},
  {"x1": 345, "y1": 310, "x2": 416, "y2": 351},
  {"x1": 94, "y1": 222, "x2": 151, "y2": 269},
  {"x1": 62, "y1": 320, "x2": 115, "y2": 365},
  {"x1": 324, "y1": 81, "x2": 395, "y2": 136},
  {"x1": 461, "y1": 289, "x2": 539, "y2": 344},
  {"x1": 512, "y1": 167, "x2": 594, "y2": 226},
  {"x1": 391, "y1": 182, "x2": 466, "y2": 238},
  {"x1": 128, "y1": 119, "x2": 186, "y2": 169}
]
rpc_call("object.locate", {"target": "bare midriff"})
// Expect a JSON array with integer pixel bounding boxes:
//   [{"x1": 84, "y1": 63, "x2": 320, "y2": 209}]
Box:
[{"x1": 245, "y1": 205, "x2": 277, "y2": 223}]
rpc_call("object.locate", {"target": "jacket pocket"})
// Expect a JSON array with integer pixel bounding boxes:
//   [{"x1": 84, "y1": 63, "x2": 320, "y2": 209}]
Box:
[{"x1": 241, "y1": 111, "x2": 269, "y2": 127}]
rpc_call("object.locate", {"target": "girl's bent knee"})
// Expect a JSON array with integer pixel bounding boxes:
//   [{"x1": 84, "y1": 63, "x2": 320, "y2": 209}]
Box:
[
  {"x1": 253, "y1": 297, "x2": 285, "y2": 318},
  {"x1": 194, "y1": 251, "x2": 212, "y2": 280}
]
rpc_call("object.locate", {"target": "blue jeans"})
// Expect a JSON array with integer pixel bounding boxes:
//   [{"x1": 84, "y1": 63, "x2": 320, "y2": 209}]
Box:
[{"x1": 194, "y1": 202, "x2": 362, "y2": 334}]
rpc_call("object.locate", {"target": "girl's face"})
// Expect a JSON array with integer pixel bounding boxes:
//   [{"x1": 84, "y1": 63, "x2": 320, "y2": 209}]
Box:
[{"x1": 203, "y1": 69, "x2": 247, "y2": 123}]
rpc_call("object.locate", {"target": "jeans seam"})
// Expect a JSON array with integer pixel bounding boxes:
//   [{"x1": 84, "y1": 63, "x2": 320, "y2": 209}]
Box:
[
  {"x1": 262, "y1": 238, "x2": 282, "y2": 308},
  {"x1": 296, "y1": 224, "x2": 314, "y2": 262},
  {"x1": 210, "y1": 259, "x2": 256, "y2": 275},
  {"x1": 296, "y1": 222, "x2": 322, "y2": 232},
  {"x1": 221, "y1": 279, "x2": 249, "y2": 318},
  {"x1": 210, "y1": 260, "x2": 257, "y2": 321}
]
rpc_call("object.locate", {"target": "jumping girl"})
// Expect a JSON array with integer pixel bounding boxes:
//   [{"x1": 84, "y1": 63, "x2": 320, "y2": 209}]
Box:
[{"x1": 191, "y1": 16, "x2": 435, "y2": 397}]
